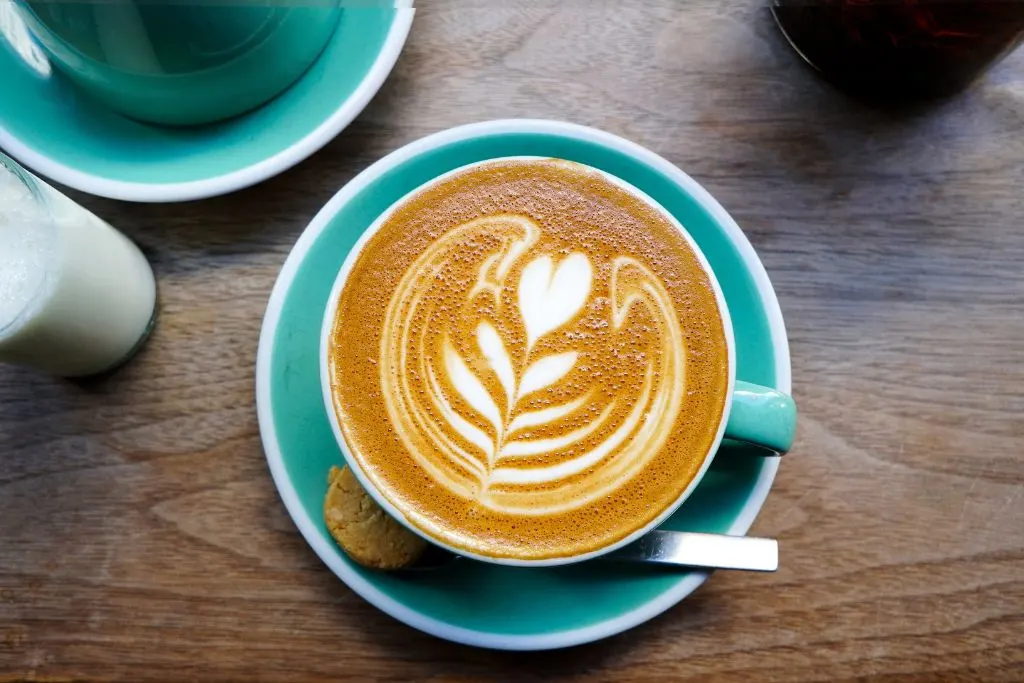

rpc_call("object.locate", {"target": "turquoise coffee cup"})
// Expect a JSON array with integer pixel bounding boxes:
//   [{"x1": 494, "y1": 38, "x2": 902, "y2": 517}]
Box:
[
  {"x1": 318, "y1": 156, "x2": 798, "y2": 567},
  {"x1": 15, "y1": 0, "x2": 341, "y2": 126}
]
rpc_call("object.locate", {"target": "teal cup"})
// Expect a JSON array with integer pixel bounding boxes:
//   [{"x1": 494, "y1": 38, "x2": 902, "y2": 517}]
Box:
[
  {"x1": 15, "y1": 0, "x2": 342, "y2": 126},
  {"x1": 318, "y1": 156, "x2": 798, "y2": 567}
]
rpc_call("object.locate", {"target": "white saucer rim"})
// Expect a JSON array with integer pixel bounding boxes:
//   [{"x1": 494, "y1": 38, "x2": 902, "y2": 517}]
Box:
[
  {"x1": 0, "y1": 3, "x2": 415, "y2": 203},
  {"x1": 255, "y1": 118, "x2": 790, "y2": 651}
]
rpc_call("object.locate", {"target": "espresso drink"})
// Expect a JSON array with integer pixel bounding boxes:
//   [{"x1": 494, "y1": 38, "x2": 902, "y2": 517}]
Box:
[{"x1": 326, "y1": 159, "x2": 729, "y2": 560}]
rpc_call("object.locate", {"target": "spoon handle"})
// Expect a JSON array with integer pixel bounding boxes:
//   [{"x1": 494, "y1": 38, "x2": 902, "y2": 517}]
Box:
[{"x1": 605, "y1": 530, "x2": 779, "y2": 572}]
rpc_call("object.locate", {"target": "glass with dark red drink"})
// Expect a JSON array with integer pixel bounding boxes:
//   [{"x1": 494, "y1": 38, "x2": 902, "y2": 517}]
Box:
[{"x1": 772, "y1": 0, "x2": 1024, "y2": 100}]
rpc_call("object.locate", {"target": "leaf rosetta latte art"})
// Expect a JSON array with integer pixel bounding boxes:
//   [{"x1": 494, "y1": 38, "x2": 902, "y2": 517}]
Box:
[{"x1": 379, "y1": 214, "x2": 687, "y2": 516}]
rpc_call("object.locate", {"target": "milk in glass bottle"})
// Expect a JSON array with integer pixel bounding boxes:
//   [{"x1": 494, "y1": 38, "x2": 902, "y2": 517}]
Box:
[{"x1": 0, "y1": 153, "x2": 156, "y2": 377}]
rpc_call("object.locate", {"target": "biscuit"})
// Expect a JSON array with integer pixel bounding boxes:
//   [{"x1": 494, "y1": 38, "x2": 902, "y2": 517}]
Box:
[{"x1": 323, "y1": 465, "x2": 428, "y2": 570}]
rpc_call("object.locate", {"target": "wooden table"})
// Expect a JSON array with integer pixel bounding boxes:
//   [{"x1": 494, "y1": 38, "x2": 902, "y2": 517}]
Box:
[{"x1": 3, "y1": 2, "x2": 1023, "y2": 680}]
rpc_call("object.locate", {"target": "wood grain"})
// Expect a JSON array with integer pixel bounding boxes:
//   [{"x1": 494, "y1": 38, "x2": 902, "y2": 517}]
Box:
[{"x1": 3, "y1": 1, "x2": 1023, "y2": 680}]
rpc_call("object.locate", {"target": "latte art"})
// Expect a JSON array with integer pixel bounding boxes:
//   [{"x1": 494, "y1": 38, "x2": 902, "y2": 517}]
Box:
[
  {"x1": 380, "y1": 215, "x2": 686, "y2": 516},
  {"x1": 327, "y1": 159, "x2": 729, "y2": 560}
]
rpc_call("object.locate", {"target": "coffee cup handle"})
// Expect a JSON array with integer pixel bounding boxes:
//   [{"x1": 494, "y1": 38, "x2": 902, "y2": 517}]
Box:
[{"x1": 722, "y1": 381, "x2": 797, "y2": 456}]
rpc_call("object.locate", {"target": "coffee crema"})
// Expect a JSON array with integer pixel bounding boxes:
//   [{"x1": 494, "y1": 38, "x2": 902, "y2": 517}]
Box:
[{"x1": 327, "y1": 159, "x2": 729, "y2": 560}]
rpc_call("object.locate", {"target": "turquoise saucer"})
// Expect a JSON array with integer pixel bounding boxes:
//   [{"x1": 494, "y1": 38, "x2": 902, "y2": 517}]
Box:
[
  {"x1": 0, "y1": 3, "x2": 414, "y2": 202},
  {"x1": 255, "y1": 120, "x2": 791, "y2": 650}
]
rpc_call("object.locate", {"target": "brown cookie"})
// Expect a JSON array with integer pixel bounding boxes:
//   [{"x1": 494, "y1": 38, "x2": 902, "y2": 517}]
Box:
[{"x1": 323, "y1": 465, "x2": 428, "y2": 570}]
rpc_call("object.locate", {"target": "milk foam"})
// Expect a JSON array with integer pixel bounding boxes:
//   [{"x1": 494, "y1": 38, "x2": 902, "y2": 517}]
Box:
[
  {"x1": 517, "y1": 252, "x2": 592, "y2": 348},
  {"x1": 379, "y1": 213, "x2": 686, "y2": 512},
  {"x1": 0, "y1": 169, "x2": 56, "y2": 338}
]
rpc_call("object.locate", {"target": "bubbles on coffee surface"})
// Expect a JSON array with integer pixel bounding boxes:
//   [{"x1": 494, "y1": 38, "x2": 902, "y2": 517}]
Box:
[{"x1": 379, "y1": 213, "x2": 689, "y2": 518}]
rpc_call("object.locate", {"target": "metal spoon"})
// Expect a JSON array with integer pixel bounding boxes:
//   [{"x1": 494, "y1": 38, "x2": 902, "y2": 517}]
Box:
[{"x1": 405, "y1": 530, "x2": 778, "y2": 572}]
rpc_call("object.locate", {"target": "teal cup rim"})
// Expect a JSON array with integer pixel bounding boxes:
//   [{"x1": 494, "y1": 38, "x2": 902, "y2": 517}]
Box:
[
  {"x1": 317, "y1": 155, "x2": 743, "y2": 567},
  {"x1": 255, "y1": 119, "x2": 792, "y2": 650}
]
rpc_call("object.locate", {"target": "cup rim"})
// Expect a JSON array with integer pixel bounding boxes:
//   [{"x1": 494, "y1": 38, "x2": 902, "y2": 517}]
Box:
[{"x1": 318, "y1": 155, "x2": 738, "y2": 567}]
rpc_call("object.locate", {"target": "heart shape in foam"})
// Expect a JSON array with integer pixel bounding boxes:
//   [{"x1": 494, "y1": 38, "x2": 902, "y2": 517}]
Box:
[{"x1": 517, "y1": 253, "x2": 593, "y2": 348}]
